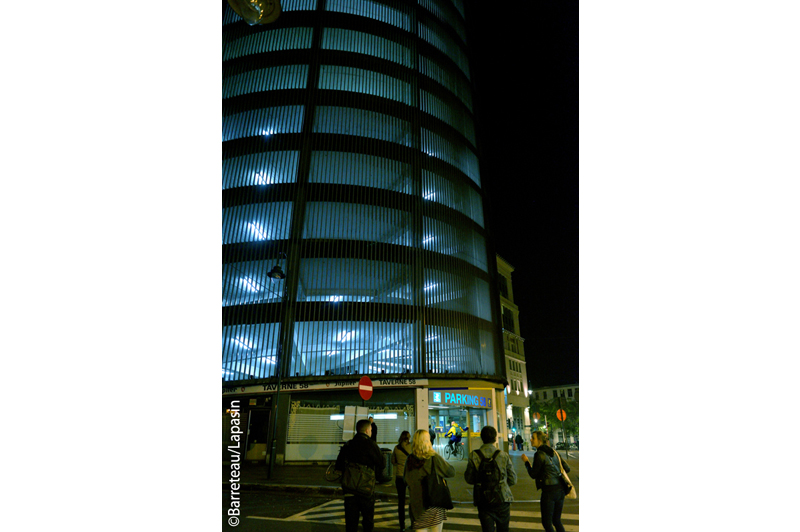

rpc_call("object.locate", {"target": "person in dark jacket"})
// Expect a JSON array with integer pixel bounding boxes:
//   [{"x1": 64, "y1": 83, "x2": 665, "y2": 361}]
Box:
[
  {"x1": 464, "y1": 426, "x2": 517, "y2": 532},
  {"x1": 392, "y1": 431, "x2": 413, "y2": 530},
  {"x1": 429, "y1": 425, "x2": 436, "y2": 448},
  {"x1": 521, "y1": 431, "x2": 571, "y2": 532},
  {"x1": 369, "y1": 416, "x2": 378, "y2": 442},
  {"x1": 514, "y1": 433, "x2": 524, "y2": 451},
  {"x1": 335, "y1": 419, "x2": 386, "y2": 532}
]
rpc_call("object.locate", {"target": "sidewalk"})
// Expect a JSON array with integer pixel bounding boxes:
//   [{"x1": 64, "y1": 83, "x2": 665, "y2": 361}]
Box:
[{"x1": 223, "y1": 450, "x2": 579, "y2": 503}]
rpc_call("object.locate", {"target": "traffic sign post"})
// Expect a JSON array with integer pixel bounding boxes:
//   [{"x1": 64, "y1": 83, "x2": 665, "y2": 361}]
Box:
[
  {"x1": 558, "y1": 397, "x2": 569, "y2": 459},
  {"x1": 358, "y1": 376, "x2": 373, "y2": 401}
]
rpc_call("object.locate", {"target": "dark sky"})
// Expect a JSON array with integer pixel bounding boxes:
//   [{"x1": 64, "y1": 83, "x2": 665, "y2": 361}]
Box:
[{"x1": 467, "y1": 2, "x2": 579, "y2": 387}]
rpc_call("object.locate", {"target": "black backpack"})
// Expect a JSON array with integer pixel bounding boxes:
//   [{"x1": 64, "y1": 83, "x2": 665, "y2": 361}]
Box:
[{"x1": 475, "y1": 450, "x2": 504, "y2": 505}]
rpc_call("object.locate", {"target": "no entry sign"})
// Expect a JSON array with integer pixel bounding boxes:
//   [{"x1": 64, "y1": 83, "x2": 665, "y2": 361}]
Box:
[{"x1": 358, "y1": 376, "x2": 373, "y2": 400}]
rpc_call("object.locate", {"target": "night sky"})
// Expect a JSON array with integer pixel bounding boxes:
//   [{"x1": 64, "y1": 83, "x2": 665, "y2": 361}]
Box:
[{"x1": 467, "y1": 2, "x2": 579, "y2": 387}]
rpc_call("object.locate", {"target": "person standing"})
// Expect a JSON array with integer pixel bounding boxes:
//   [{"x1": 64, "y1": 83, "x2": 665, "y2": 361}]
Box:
[
  {"x1": 404, "y1": 430, "x2": 455, "y2": 532},
  {"x1": 369, "y1": 416, "x2": 378, "y2": 442},
  {"x1": 428, "y1": 425, "x2": 436, "y2": 447},
  {"x1": 392, "y1": 431, "x2": 413, "y2": 531},
  {"x1": 464, "y1": 426, "x2": 517, "y2": 532},
  {"x1": 335, "y1": 419, "x2": 386, "y2": 532},
  {"x1": 514, "y1": 433, "x2": 524, "y2": 451},
  {"x1": 521, "y1": 431, "x2": 571, "y2": 532}
]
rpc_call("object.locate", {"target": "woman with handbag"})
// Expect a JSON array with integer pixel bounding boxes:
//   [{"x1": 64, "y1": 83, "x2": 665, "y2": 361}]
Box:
[
  {"x1": 404, "y1": 429, "x2": 455, "y2": 532},
  {"x1": 392, "y1": 431, "x2": 413, "y2": 530},
  {"x1": 521, "y1": 431, "x2": 574, "y2": 532}
]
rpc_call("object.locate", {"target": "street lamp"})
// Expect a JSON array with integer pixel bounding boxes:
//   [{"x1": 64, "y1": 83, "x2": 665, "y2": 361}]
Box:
[{"x1": 267, "y1": 252, "x2": 288, "y2": 479}]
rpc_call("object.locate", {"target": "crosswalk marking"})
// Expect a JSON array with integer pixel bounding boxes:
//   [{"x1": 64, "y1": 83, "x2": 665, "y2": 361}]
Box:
[{"x1": 257, "y1": 499, "x2": 579, "y2": 530}]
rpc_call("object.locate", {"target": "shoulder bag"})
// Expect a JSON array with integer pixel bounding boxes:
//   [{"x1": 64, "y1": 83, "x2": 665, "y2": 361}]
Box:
[
  {"x1": 422, "y1": 457, "x2": 454, "y2": 510},
  {"x1": 555, "y1": 451, "x2": 577, "y2": 499}
]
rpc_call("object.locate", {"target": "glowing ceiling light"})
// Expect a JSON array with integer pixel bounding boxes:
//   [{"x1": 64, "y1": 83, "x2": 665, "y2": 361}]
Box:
[
  {"x1": 372, "y1": 413, "x2": 398, "y2": 420},
  {"x1": 329, "y1": 414, "x2": 345, "y2": 420},
  {"x1": 241, "y1": 277, "x2": 260, "y2": 292},
  {"x1": 424, "y1": 284, "x2": 437, "y2": 291},
  {"x1": 262, "y1": 129, "x2": 275, "y2": 136},
  {"x1": 425, "y1": 335, "x2": 438, "y2": 341},
  {"x1": 338, "y1": 331, "x2": 354, "y2": 342},
  {"x1": 248, "y1": 222, "x2": 268, "y2": 240},
  {"x1": 326, "y1": 351, "x2": 339, "y2": 357},
  {"x1": 329, "y1": 295, "x2": 342, "y2": 302},
  {"x1": 422, "y1": 236, "x2": 434, "y2": 244},
  {"x1": 423, "y1": 192, "x2": 435, "y2": 200},
  {"x1": 254, "y1": 172, "x2": 272, "y2": 184},
  {"x1": 260, "y1": 357, "x2": 276, "y2": 364},
  {"x1": 233, "y1": 337, "x2": 253, "y2": 349}
]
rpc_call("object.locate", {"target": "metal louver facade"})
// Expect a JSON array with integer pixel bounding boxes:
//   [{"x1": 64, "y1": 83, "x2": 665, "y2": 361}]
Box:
[{"x1": 222, "y1": 0, "x2": 503, "y2": 384}]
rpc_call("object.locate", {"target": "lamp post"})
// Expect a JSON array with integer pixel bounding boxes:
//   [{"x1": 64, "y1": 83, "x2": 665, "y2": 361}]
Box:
[{"x1": 267, "y1": 253, "x2": 287, "y2": 480}]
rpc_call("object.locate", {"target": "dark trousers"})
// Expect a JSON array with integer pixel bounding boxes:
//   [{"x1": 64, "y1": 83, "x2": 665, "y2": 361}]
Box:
[
  {"x1": 540, "y1": 487, "x2": 566, "y2": 532},
  {"x1": 344, "y1": 494, "x2": 375, "y2": 532},
  {"x1": 395, "y1": 476, "x2": 408, "y2": 529},
  {"x1": 477, "y1": 502, "x2": 511, "y2": 532}
]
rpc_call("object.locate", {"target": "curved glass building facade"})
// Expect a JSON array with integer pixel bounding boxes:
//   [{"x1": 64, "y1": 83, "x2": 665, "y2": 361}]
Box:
[{"x1": 222, "y1": 0, "x2": 502, "y2": 384}]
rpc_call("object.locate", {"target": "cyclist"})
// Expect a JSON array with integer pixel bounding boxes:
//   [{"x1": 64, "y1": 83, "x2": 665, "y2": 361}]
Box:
[{"x1": 445, "y1": 421, "x2": 462, "y2": 455}]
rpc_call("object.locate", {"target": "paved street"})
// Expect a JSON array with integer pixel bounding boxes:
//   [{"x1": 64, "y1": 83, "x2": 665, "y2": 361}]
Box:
[
  {"x1": 243, "y1": 498, "x2": 579, "y2": 531},
  {"x1": 224, "y1": 450, "x2": 578, "y2": 531}
]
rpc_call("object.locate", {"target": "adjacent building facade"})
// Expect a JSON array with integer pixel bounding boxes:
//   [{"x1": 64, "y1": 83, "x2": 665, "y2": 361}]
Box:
[
  {"x1": 222, "y1": 0, "x2": 507, "y2": 464},
  {"x1": 496, "y1": 255, "x2": 531, "y2": 446}
]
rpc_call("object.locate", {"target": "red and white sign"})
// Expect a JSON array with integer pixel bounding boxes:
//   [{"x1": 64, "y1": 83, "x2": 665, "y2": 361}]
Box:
[{"x1": 358, "y1": 376, "x2": 373, "y2": 401}]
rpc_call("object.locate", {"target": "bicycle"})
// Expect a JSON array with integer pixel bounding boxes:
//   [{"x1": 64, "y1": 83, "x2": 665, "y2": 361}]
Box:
[
  {"x1": 444, "y1": 440, "x2": 465, "y2": 460},
  {"x1": 325, "y1": 437, "x2": 345, "y2": 483}
]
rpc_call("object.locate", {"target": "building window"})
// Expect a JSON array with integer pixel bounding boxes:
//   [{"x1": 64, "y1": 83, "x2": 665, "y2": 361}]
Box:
[
  {"x1": 534, "y1": 392, "x2": 539, "y2": 400},
  {"x1": 568, "y1": 388, "x2": 573, "y2": 397},
  {"x1": 542, "y1": 391, "x2": 547, "y2": 400},
  {"x1": 498, "y1": 275, "x2": 509, "y2": 299},
  {"x1": 501, "y1": 307, "x2": 515, "y2": 333}
]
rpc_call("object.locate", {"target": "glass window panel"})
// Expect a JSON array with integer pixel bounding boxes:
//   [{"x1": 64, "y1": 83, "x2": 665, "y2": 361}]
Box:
[
  {"x1": 422, "y1": 128, "x2": 480, "y2": 187},
  {"x1": 425, "y1": 323, "x2": 494, "y2": 374},
  {"x1": 314, "y1": 106, "x2": 413, "y2": 146},
  {"x1": 223, "y1": 151, "x2": 300, "y2": 189},
  {"x1": 223, "y1": 27, "x2": 314, "y2": 61},
  {"x1": 450, "y1": 0, "x2": 466, "y2": 19},
  {"x1": 303, "y1": 202, "x2": 412, "y2": 246},
  {"x1": 418, "y1": 0, "x2": 467, "y2": 44},
  {"x1": 423, "y1": 216, "x2": 487, "y2": 272},
  {"x1": 321, "y1": 28, "x2": 413, "y2": 67},
  {"x1": 327, "y1": 0, "x2": 411, "y2": 30},
  {"x1": 418, "y1": 20, "x2": 470, "y2": 79},
  {"x1": 310, "y1": 151, "x2": 412, "y2": 193},
  {"x1": 223, "y1": 260, "x2": 287, "y2": 307},
  {"x1": 318, "y1": 65, "x2": 413, "y2": 105},
  {"x1": 422, "y1": 169, "x2": 484, "y2": 227},
  {"x1": 419, "y1": 56, "x2": 472, "y2": 111},
  {"x1": 223, "y1": 65, "x2": 310, "y2": 99},
  {"x1": 283, "y1": 0, "x2": 317, "y2": 11},
  {"x1": 424, "y1": 268, "x2": 490, "y2": 320},
  {"x1": 222, "y1": 202, "x2": 294, "y2": 244},
  {"x1": 222, "y1": 106, "x2": 305, "y2": 142},
  {"x1": 289, "y1": 321, "x2": 417, "y2": 376},
  {"x1": 420, "y1": 90, "x2": 475, "y2": 146},
  {"x1": 222, "y1": 323, "x2": 281, "y2": 380},
  {"x1": 297, "y1": 258, "x2": 412, "y2": 304}
]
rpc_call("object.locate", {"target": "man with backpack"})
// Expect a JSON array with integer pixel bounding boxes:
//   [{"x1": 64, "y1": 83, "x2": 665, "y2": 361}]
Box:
[
  {"x1": 335, "y1": 419, "x2": 386, "y2": 532},
  {"x1": 464, "y1": 425, "x2": 517, "y2": 532}
]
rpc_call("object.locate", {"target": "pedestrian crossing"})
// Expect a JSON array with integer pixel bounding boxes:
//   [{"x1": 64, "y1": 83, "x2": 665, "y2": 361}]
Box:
[{"x1": 250, "y1": 499, "x2": 579, "y2": 531}]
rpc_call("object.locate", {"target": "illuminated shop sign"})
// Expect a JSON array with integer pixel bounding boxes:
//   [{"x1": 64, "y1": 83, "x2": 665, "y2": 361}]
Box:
[{"x1": 429, "y1": 390, "x2": 492, "y2": 408}]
